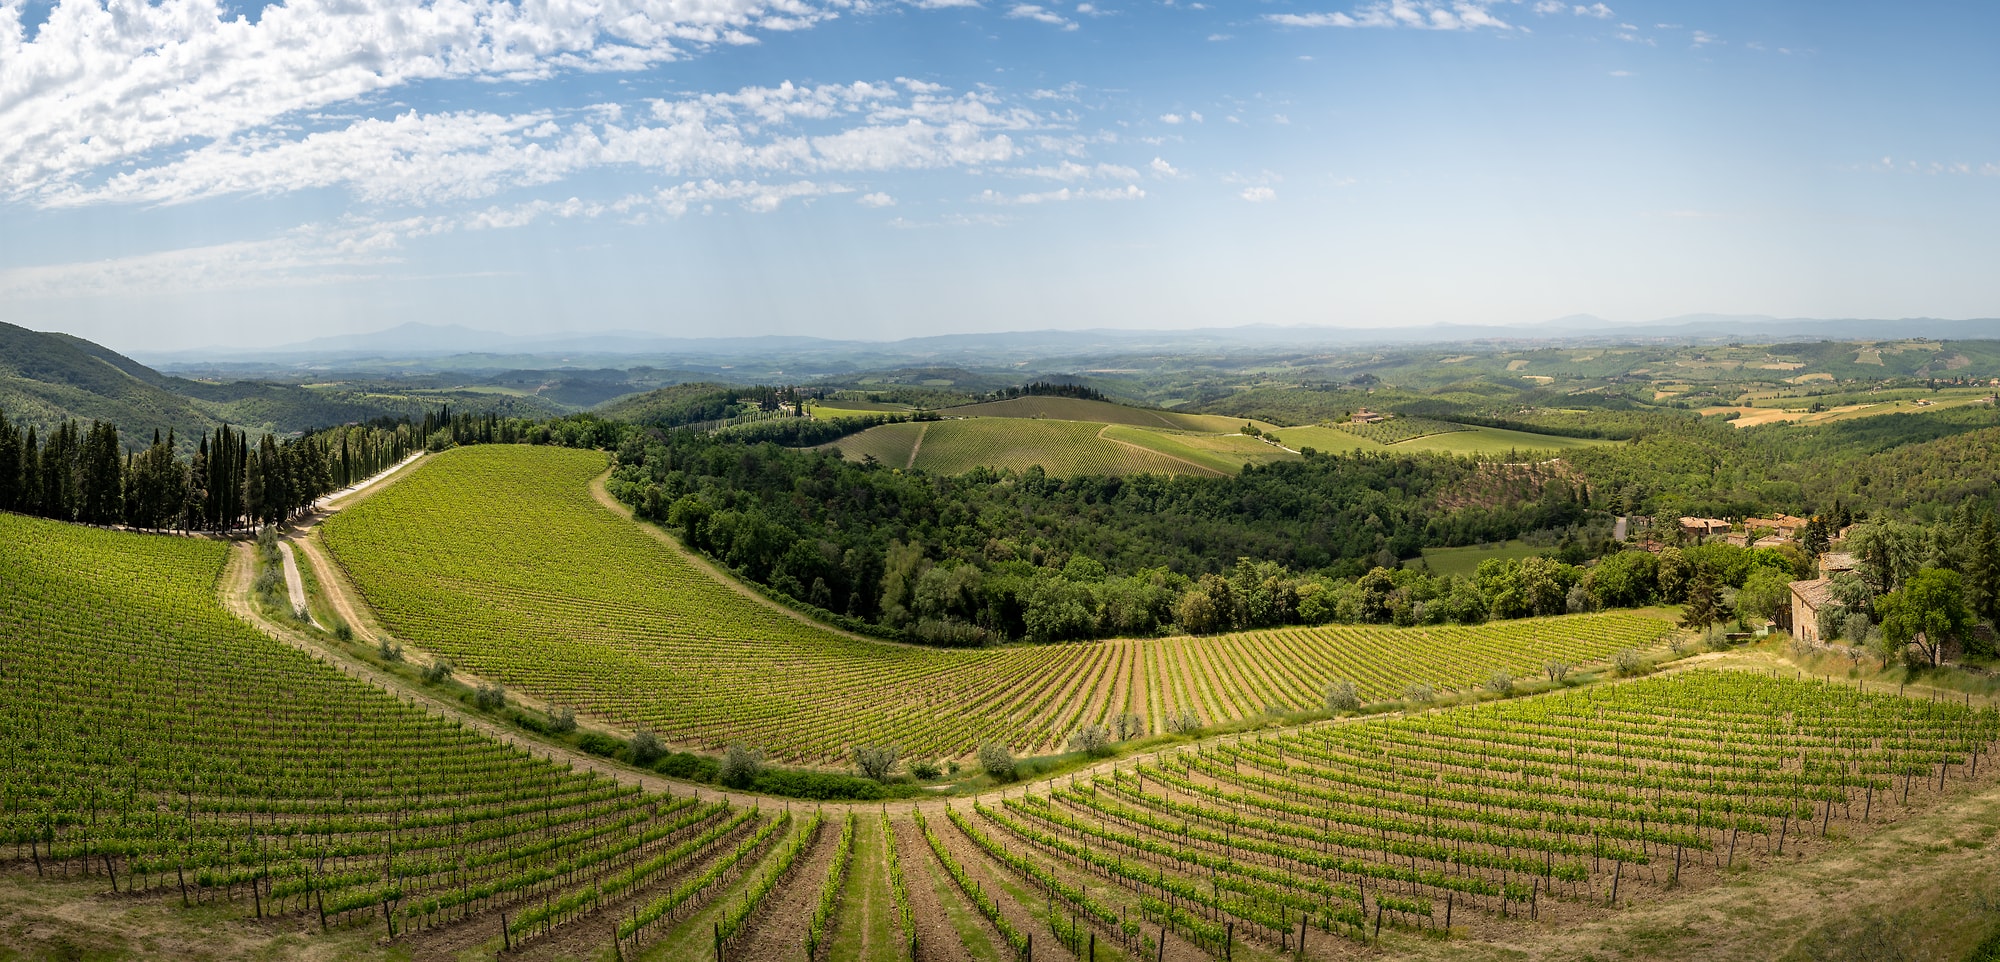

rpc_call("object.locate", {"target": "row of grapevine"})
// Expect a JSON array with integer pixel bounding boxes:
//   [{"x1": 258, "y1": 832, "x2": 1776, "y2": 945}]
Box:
[
  {"x1": 804, "y1": 812, "x2": 855, "y2": 958},
  {"x1": 954, "y1": 669, "x2": 1998, "y2": 956},
  {"x1": 0, "y1": 511, "x2": 782, "y2": 953}
]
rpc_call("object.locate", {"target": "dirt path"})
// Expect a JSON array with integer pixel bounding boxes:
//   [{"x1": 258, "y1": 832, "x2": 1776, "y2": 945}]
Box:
[
  {"x1": 733, "y1": 814, "x2": 842, "y2": 962},
  {"x1": 889, "y1": 818, "x2": 984, "y2": 962},
  {"x1": 274, "y1": 541, "x2": 323, "y2": 629},
  {"x1": 218, "y1": 542, "x2": 772, "y2": 811},
  {"x1": 908, "y1": 422, "x2": 929, "y2": 469}
]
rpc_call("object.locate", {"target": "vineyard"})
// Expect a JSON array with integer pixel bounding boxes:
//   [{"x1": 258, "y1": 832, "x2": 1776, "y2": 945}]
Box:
[
  {"x1": 5, "y1": 502, "x2": 1999, "y2": 961},
  {"x1": 0, "y1": 510, "x2": 764, "y2": 947},
  {"x1": 1334, "y1": 416, "x2": 1473, "y2": 445},
  {"x1": 828, "y1": 417, "x2": 1209, "y2": 476},
  {"x1": 929, "y1": 669, "x2": 2000, "y2": 956},
  {"x1": 319, "y1": 446, "x2": 1675, "y2": 763}
]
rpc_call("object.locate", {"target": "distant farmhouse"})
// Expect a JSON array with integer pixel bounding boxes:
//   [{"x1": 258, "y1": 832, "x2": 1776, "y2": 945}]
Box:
[
  {"x1": 1789, "y1": 578, "x2": 1841, "y2": 644},
  {"x1": 1679, "y1": 517, "x2": 1731, "y2": 539}
]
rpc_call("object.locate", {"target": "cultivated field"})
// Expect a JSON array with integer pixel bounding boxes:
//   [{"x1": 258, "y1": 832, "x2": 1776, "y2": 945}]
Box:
[
  {"x1": 827, "y1": 417, "x2": 1222, "y2": 475},
  {"x1": 319, "y1": 446, "x2": 1677, "y2": 764},
  {"x1": 0, "y1": 512, "x2": 732, "y2": 946}
]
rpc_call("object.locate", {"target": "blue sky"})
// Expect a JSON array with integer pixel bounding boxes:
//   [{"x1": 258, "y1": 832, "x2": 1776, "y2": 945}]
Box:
[{"x1": 0, "y1": 0, "x2": 1995, "y2": 350}]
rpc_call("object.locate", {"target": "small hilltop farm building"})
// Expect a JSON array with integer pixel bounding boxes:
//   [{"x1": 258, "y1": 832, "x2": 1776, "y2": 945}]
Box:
[
  {"x1": 1680, "y1": 517, "x2": 1732, "y2": 540},
  {"x1": 1788, "y1": 578, "x2": 1841, "y2": 644}
]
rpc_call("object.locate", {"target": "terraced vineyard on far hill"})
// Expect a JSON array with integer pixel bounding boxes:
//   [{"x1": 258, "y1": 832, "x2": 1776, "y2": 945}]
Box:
[{"x1": 321, "y1": 445, "x2": 1677, "y2": 763}]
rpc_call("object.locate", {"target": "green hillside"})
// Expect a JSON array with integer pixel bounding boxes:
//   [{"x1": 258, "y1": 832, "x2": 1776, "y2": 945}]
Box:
[
  {"x1": 828, "y1": 417, "x2": 1223, "y2": 475},
  {"x1": 943, "y1": 395, "x2": 1249, "y2": 431},
  {"x1": 0, "y1": 321, "x2": 568, "y2": 445},
  {"x1": 0, "y1": 321, "x2": 219, "y2": 443}
]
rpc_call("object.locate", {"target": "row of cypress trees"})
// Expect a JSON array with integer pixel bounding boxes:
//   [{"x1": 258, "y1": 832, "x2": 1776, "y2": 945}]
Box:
[{"x1": 0, "y1": 408, "x2": 418, "y2": 532}]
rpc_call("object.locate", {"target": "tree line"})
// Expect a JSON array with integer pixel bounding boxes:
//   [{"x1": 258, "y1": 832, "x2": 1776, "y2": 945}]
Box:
[
  {"x1": 0, "y1": 406, "x2": 422, "y2": 531},
  {"x1": 601, "y1": 429, "x2": 1598, "y2": 644}
]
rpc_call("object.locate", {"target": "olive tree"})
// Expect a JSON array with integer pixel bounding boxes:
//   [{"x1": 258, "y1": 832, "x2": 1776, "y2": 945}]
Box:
[
  {"x1": 977, "y1": 743, "x2": 1017, "y2": 782},
  {"x1": 852, "y1": 744, "x2": 902, "y2": 782},
  {"x1": 720, "y1": 743, "x2": 765, "y2": 788},
  {"x1": 1113, "y1": 712, "x2": 1146, "y2": 741},
  {"x1": 1067, "y1": 724, "x2": 1113, "y2": 756},
  {"x1": 1323, "y1": 679, "x2": 1361, "y2": 713}
]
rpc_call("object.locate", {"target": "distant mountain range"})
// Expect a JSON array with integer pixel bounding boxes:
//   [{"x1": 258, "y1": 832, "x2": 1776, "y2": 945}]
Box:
[{"x1": 132, "y1": 315, "x2": 2000, "y2": 368}]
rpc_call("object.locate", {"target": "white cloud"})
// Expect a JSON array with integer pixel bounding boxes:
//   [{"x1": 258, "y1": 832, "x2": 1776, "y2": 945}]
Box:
[
  {"x1": 1160, "y1": 113, "x2": 1184, "y2": 124},
  {"x1": 42, "y1": 80, "x2": 1052, "y2": 208},
  {"x1": 857, "y1": 192, "x2": 898, "y2": 207},
  {"x1": 0, "y1": 0, "x2": 856, "y2": 205},
  {"x1": 1266, "y1": 1, "x2": 1513, "y2": 31},
  {"x1": 1006, "y1": 161, "x2": 1141, "y2": 181},
  {"x1": 1149, "y1": 157, "x2": 1183, "y2": 178},
  {"x1": 1006, "y1": 4, "x2": 1079, "y2": 29},
  {"x1": 977, "y1": 184, "x2": 1144, "y2": 204},
  {"x1": 1239, "y1": 186, "x2": 1277, "y2": 202},
  {"x1": 1574, "y1": 3, "x2": 1614, "y2": 18}
]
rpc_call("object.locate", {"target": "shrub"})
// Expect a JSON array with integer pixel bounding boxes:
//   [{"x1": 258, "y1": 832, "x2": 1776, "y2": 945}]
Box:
[
  {"x1": 909, "y1": 759, "x2": 942, "y2": 781},
  {"x1": 1163, "y1": 707, "x2": 1204, "y2": 735},
  {"x1": 548, "y1": 706, "x2": 577, "y2": 735},
  {"x1": 750, "y1": 769, "x2": 888, "y2": 801},
  {"x1": 577, "y1": 733, "x2": 622, "y2": 757},
  {"x1": 1067, "y1": 724, "x2": 1112, "y2": 756},
  {"x1": 377, "y1": 638, "x2": 404, "y2": 662},
  {"x1": 1323, "y1": 679, "x2": 1360, "y2": 713},
  {"x1": 420, "y1": 659, "x2": 454, "y2": 684},
  {"x1": 471, "y1": 683, "x2": 506, "y2": 712},
  {"x1": 1544, "y1": 660, "x2": 1571, "y2": 684},
  {"x1": 1485, "y1": 670, "x2": 1514, "y2": 697},
  {"x1": 1666, "y1": 634, "x2": 1687, "y2": 657},
  {"x1": 720, "y1": 744, "x2": 765, "y2": 789},
  {"x1": 852, "y1": 744, "x2": 902, "y2": 782},
  {"x1": 977, "y1": 743, "x2": 1016, "y2": 782},
  {"x1": 1404, "y1": 682, "x2": 1436, "y2": 704},
  {"x1": 1112, "y1": 712, "x2": 1146, "y2": 741},
  {"x1": 629, "y1": 728, "x2": 665, "y2": 766},
  {"x1": 654, "y1": 752, "x2": 720, "y2": 782},
  {"x1": 1613, "y1": 649, "x2": 1643, "y2": 676},
  {"x1": 332, "y1": 622, "x2": 354, "y2": 642},
  {"x1": 946, "y1": 760, "x2": 961, "y2": 776}
]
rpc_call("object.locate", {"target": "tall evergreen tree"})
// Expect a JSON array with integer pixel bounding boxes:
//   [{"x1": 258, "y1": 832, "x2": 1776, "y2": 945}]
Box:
[
  {"x1": 0, "y1": 408, "x2": 19, "y2": 512},
  {"x1": 1968, "y1": 512, "x2": 2000, "y2": 628}
]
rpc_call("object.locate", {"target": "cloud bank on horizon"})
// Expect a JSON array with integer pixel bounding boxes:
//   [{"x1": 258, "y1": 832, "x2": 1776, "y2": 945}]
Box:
[{"x1": 0, "y1": 0, "x2": 1995, "y2": 348}]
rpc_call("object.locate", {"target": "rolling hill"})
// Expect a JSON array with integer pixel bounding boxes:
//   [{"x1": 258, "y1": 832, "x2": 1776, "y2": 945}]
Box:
[
  {"x1": 0, "y1": 321, "x2": 567, "y2": 445},
  {"x1": 822, "y1": 393, "x2": 1612, "y2": 477}
]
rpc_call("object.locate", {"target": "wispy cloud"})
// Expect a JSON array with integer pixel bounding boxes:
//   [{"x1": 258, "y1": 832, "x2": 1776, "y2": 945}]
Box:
[
  {"x1": 977, "y1": 184, "x2": 1145, "y2": 204},
  {"x1": 37, "y1": 80, "x2": 1061, "y2": 209},
  {"x1": 1266, "y1": 1, "x2": 1514, "y2": 31},
  {"x1": 1006, "y1": 4, "x2": 1079, "y2": 30},
  {"x1": 0, "y1": 0, "x2": 855, "y2": 205}
]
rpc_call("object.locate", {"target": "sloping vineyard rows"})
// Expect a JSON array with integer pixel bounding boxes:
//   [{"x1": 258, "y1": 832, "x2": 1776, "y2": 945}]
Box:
[
  {"x1": 320, "y1": 445, "x2": 1673, "y2": 762},
  {"x1": 1334, "y1": 417, "x2": 1472, "y2": 445},
  {"x1": 0, "y1": 513, "x2": 746, "y2": 944},
  {"x1": 956, "y1": 669, "x2": 1998, "y2": 954}
]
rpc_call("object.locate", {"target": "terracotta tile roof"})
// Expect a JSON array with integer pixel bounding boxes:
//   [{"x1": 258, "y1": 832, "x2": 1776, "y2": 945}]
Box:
[{"x1": 1791, "y1": 578, "x2": 1838, "y2": 611}]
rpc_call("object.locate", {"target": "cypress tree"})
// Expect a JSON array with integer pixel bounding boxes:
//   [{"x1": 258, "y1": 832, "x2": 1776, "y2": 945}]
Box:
[{"x1": 0, "y1": 408, "x2": 19, "y2": 512}]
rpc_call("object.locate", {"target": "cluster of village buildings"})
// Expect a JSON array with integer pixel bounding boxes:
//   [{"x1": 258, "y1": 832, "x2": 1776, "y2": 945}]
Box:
[{"x1": 1656, "y1": 514, "x2": 1858, "y2": 646}]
